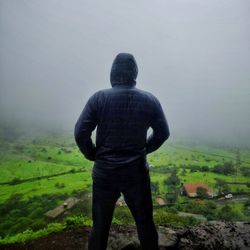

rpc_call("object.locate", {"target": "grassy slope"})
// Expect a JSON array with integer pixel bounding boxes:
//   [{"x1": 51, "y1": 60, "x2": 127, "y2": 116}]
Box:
[
  {"x1": 1, "y1": 134, "x2": 250, "y2": 203},
  {"x1": 0, "y1": 134, "x2": 93, "y2": 203},
  {"x1": 149, "y1": 143, "x2": 250, "y2": 195},
  {"x1": 0, "y1": 133, "x2": 250, "y2": 241}
]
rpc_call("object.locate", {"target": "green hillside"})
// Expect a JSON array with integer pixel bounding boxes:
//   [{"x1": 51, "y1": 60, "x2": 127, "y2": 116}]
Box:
[{"x1": 0, "y1": 132, "x2": 250, "y2": 243}]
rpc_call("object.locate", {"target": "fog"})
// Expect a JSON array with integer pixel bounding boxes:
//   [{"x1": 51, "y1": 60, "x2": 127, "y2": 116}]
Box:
[{"x1": 0, "y1": 0, "x2": 249, "y2": 146}]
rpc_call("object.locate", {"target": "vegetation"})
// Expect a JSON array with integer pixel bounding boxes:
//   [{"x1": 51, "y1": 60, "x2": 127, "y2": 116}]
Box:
[
  {"x1": 196, "y1": 187, "x2": 209, "y2": 199},
  {"x1": 0, "y1": 130, "x2": 250, "y2": 244},
  {"x1": 0, "y1": 193, "x2": 68, "y2": 237},
  {"x1": 213, "y1": 161, "x2": 236, "y2": 175},
  {"x1": 0, "y1": 223, "x2": 65, "y2": 245}
]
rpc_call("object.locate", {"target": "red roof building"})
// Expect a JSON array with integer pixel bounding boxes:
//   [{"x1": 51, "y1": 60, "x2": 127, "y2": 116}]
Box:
[{"x1": 183, "y1": 183, "x2": 213, "y2": 198}]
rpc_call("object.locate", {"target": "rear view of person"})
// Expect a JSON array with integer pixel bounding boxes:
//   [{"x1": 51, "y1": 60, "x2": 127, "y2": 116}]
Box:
[{"x1": 74, "y1": 53, "x2": 170, "y2": 250}]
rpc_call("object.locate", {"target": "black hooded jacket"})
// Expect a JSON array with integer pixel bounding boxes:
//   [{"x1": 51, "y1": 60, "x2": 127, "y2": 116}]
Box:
[{"x1": 74, "y1": 53, "x2": 170, "y2": 172}]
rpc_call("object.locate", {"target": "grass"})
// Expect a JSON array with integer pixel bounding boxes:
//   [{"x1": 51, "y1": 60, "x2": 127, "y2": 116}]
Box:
[
  {"x1": 1, "y1": 133, "x2": 250, "y2": 203},
  {"x1": 0, "y1": 131, "x2": 249, "y2": 241},
  {"x1": 0, "y1": 172, "x2": 92, "y2": 202},
  {"x1": 0, "y1": 223, "x2": 66, "y2": 244}
]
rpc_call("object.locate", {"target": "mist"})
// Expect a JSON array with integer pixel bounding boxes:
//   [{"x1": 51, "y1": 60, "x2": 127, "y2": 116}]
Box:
[{"x1": 0, "y1": 0, "x2": 249, "y2": 146}]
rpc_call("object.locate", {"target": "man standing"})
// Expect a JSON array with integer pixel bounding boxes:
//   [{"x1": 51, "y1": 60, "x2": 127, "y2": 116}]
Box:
[{"x1": 74, "y1": 53, "x2": 170, "y2": 250}]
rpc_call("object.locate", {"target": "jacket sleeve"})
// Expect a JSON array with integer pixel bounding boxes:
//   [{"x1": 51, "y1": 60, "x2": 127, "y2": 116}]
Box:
[
  {"x1": 74, "y1": 93, "x2": 98, "y2": 161},
  {"x1": 146, "y1": 97, "x2": 170, "y2": 154}
]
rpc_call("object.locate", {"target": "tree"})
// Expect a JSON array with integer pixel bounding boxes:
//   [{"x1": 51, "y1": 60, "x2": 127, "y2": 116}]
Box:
[
  {"x1": 201, "y1": 166, "x2": 209, "y2": 172},
  {"x1": 165, "y1": 169, "x2": 180, "y2": 186},
  {"x1": 190, "y1": 165, "x2": 200, "y2": 172},
  {"x1": 151, "y1": 181, "x2": 159, "y2": 195},
  {"x1": 215, "y1": 178, "x2": 227, "y2": 195},
  {"x1": 165, "y1": 190, "x2": 178, "y2": 204},
  {"x1": 203, "y1": 200, "x2": 217, "y2": 220},
  {"x1": 235, "y1": 148, "x2": 241, "y2": 171},
  {"x1": 222, "y1": 185, "x2": 231, "y2": 194},
  {"x1": 213, "y1": 161, "x2": 236, "y2": 175},
  {"x1": 240, "y1": 166, "x2": 250, "y2": 177},
  {"x1": 217, "y1": 205, "x2": 238, "y2": 221},
  {"x1": 244, "y1": 198, "x2": 250, "y2": 209},
  {"x1": 196, "y1": 187, "x2": 209, "y2": 199},
  {"x1": 181, "y1": 168, "x2": 187, "y2": 176}
]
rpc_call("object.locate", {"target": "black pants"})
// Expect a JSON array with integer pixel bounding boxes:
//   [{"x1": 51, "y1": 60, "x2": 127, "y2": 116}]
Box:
[{"x1": 88, "y1": 158, "x2": 159, "y2": 250}]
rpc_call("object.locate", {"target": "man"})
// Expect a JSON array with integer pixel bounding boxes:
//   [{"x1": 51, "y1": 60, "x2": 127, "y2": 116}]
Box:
[{"x1": 74, "y1": 53, "x2": 170, "y2": 250}]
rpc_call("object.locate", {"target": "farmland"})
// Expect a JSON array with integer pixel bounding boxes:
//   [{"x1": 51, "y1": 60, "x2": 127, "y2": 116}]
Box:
[{"x1": 0, "y1": 131, "x2": 250, "y2": 241}]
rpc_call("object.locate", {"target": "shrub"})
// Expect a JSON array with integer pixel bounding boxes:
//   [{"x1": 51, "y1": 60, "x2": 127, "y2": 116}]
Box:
[
  {"x1": 9, "y1": 178, "x2": 22, "y2": 185},
  {"x1": 183, "y1": 200, "x2": 217, "y2": 220},
  {"x1": 196, "y1": 187, "x2": 209, "y2": 199},
  {"x1": 54, "y1": 183, "x2": 65, "y2": 189},
  {"x1": 165, "y1": 191, "x2": 178, "y2": 204},
  {"x1": 213, "y1": 161, "x2": 236, "y2": 175},
  {"x1": 240, "y1": 167, "x2": 250, "y2": 177},
  {"x1": 154, "y1": 210, "x2": 199, "y2": 227},
  {"x1": 65, "y1": 215, "x2": 92, "y2": 228},
  {"x1": 0, "y1": 223, "x2": 65, "y2": 244},
  {"x1": 164, "y1": 169, "x2": 180, "y2": 186},
  {"x1": 41, "y1": 148, "x2": 47, "y2": 152},
  {"x1": 201, "y1": 166, "x2": 209, "y2": 172},
  {"x1": 113, "y1": 207, "x2": 134, "y2": 225},
  {"x1": 151, "y1": 181, "x2": 159, "y2": 194},
  {"x1": 217, "y1": 205, "x2": 241, "y2": 221}
]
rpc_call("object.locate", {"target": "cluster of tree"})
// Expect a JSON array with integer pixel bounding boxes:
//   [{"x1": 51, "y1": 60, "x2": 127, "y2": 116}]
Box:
[
  {"x1": 180, "y1": 199, "x2": 247, "y2": 221},
  {"x1": 153, "y1": 209, "x2": 199, "y2": 227},
  {"x1": 244, "y1": 199, "x2": 250, "y2": 217},
  {"x1": 164, "y1": 169, "x2": 180, "y2": 186},
  {"x1": 151, "y1": 181, "x2": 160, "y2": 195},
  {"x1": 189, "y1": 165, "x2": 210, "y2": 173},
  {"x1": 240, "y1": 166, "x2": 250, "y2": 177},
  {"x1": 215, "y1": 178, "x2": 231, "y2": 195},
  {"x1": 181, "y1": 161, "x2": 237, "y2": 176},
  {"x1": 8, "y1": 177, "x2": 22, "y2": 185},
  {"x1": 164, "y1": 169, "x2": 180, "y2": 204},
  {"x1": 213, "y1": 161, "x2": 236, "y2": 175},
  {"x1": 0, "y1": 193, "x2": 68, "y2": 237},
  {"x1": 0, "y1": 189, "x2": 92, "y2": 238},
  {"x1": 151, "y1": 168, "x2": 181, "y2": 203},
  {"x1": 183, "y1": 200, "x2": 217, "y2": 220},
  {"x1": 2, "y1": 168, "x2": 84, "y2": 186},
  {"x1": 217, "y1": 205, "x2": 244, "y2": 221},
  {"x1": 165, "y1": 191, "x2": 179, "y2": 204},
  {"x1": 150, "y1": 165, "x2": 173, "y2": 174}
]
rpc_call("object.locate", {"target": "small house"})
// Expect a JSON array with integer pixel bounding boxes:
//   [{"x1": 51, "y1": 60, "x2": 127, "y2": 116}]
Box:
[
  {"x1": 155, "y1": 196, "x2": 166, "y2": 205},
  {"x1": 183, "y1": 183, "x2": 214, "y2": 198}
]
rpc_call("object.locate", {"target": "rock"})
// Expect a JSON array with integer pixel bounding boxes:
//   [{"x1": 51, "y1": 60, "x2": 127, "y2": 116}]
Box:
[
  {"x1": 158, "y1": 226, "x2": 178, "y2": 247},
  {"x1": 174, "y1": 221, "x2": 250, "y2": 250},
  {"x1": 1, "y1": 222, "x2": 250, "y2": 250},
  {"x1": 107, "y1": 227, "x2": 140, "y2": 250}
]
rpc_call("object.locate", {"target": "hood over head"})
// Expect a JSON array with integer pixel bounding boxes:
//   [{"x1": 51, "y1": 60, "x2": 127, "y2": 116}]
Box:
[{"x1": 110, "y1": 53, "x2": 138, "y2": 87}]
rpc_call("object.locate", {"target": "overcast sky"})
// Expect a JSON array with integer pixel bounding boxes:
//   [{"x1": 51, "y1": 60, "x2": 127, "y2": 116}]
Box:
[{"x1": 0, "y1": 0, "x2": 249, "y2": 146}]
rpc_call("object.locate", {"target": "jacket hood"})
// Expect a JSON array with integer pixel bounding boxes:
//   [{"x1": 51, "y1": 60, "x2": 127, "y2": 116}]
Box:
[{"x1": 110, "y1": 53, "x2": 138, "y2": 87}]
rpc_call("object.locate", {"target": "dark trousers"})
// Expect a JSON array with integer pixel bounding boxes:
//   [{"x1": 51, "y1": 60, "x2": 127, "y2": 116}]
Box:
[{"x1": 88, "y1": 158, "x2": 159, "y2": 250}]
